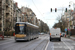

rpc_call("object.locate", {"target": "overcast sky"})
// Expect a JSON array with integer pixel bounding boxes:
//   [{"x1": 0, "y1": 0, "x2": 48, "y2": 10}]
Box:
[{"x1": 14, "y1": 0, "x2": 75, "y2": 28}]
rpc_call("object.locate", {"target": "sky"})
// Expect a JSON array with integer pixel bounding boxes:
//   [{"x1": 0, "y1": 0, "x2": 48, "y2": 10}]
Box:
[{"x1": 14, "y1": 0, "x2": 75, "y2": 28}]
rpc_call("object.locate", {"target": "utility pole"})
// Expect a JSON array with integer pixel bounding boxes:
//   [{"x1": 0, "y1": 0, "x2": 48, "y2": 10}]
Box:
[
  {"x1": 2, "y1": 0, "x2": 5, "y2": 36},
  {"x1": 68, "y1": 2, "x2": 72, "y2": 38}
]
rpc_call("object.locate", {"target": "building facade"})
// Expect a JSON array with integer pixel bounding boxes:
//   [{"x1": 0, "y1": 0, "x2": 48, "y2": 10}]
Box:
[
  {"x1": 0, "y1": 0, "x2": 38, "y2": 31},
  {"x1": 21, "y1": 7, "x2": 37, "y2": 25}
]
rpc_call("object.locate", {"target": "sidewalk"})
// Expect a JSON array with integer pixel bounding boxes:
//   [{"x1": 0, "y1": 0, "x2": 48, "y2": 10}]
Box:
[
  {"x1": 66, "y1": 35, "x2": 75, "y2": 40},
  {"x1": 0, "y1": 36, "x2": 14, "y2": 41},
  {"x1": 70, "y1": 35, "x2": 75, "y2": 40}
]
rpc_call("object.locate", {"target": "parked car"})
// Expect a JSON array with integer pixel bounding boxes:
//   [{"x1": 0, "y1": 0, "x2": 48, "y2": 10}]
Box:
[
  {"x1": 39, "y1": 33, "x2": 44, "y2": 35},
  {"x1": 61, "y1": 32, "x2": 65, "y2": 37}
]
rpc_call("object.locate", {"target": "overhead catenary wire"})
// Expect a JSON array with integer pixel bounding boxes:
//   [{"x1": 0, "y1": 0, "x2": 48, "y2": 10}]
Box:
[
  {"x1": 32, "y1": 0, "x2": 44, "y2": 17},
  {"x1": 32, "y1": 0, "x2": 58, "y2": 20}
]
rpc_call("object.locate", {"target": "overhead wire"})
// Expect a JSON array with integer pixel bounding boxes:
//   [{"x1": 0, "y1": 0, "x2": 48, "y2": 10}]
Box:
[{"x1": 32, "y1": 0, "x2": 44, "y2": 17}]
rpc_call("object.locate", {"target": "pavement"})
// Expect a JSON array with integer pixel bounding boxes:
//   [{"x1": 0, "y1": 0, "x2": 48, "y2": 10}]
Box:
[
  {"x1": 70, "y1": 36, "x2": 75, "y2": 40},
  {"x1": 0, "y1": 36, "x2": 14, "y2": 41},
  {"x1": 62, "y1": 32, "x2": 75, "y2": 40},
  {"x1": 65, "y1": 35, "x2": 75, "y2": 41}
]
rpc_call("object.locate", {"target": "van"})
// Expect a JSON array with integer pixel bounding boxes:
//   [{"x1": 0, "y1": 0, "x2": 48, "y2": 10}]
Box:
[{"x1": 50, "y1": 28, "x2": 61, "y2": 41}]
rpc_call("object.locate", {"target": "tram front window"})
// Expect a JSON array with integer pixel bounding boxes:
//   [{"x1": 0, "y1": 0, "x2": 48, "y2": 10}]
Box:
[
  {"x1": 19, "y1": 26, "x2": 24, "y2": 34},
  {"x1": 15, "y1": 26, "x2": 25, "y2": 34}
]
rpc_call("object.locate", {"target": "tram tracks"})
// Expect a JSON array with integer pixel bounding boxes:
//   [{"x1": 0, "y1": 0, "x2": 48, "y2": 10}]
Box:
[{"x1": 33, "y1": 39, "x2": 48, "y2": 50}]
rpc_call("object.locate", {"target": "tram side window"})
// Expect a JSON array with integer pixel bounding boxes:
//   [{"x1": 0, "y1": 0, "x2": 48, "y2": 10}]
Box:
[
  {"x1": 34, "y1": 29, "x2": 35, "y2": 34},
  {"x1": 29, "y1": 27, "x2": 30, "y2": 35},
  {"x1": 37, "y1": 29, "x2": 38, "y2": 34},
  {"x1": 35, "y1": 29, "x2": 37, "y2": 34},
  {"x1": 32, "y1": 28, "x2": 33, "y2": 35},
  {"x1": 36, "y1": 29, "x2": 37, "y2": 34},
  {"x1": 33, "y1": 28, "x2": 35, "y2": 35},
  {"x1": 30, "y1": 27, "x2": 32, "y2": 35},
  {"x1": 26, "y1": 27, "x2": 28, "y2": 35},
  {"x1": 26, "y1": 27, "x2": 30, "y2": 35}
]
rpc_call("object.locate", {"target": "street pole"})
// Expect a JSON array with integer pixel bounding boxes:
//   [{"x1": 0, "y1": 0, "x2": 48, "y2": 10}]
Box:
[
  {"x1": 2, "y1": 0, "x2": 4, "y2": 36},
  {"x1": 68, "y1": 2, "x2": 72, "y2": 38}
]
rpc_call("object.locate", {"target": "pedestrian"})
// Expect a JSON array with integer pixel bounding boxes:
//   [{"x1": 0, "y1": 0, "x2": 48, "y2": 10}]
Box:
[{"x1": 13, "y1": 32, "x2": 15, "y2": 36}]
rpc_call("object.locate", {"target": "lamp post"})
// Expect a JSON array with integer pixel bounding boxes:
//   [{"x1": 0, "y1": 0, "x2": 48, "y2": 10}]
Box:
[{"x1": 68, "y1": 2, "x2": 72, "y2": 38}]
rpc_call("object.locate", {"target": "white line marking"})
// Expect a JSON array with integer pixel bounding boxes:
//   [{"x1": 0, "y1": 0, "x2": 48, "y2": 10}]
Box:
[
  {"x1": 62, "y1": 40, "x2": 71, "y2": 50},
  {"x1": 52, "y1": 43, "x2": 54, "y2": 50},
  {"x1": 45, "y1": 41, "x2": 49, "y2": 50},
  {"x1": 58, "y1": 43, "x2": 60, "y2": 45}
]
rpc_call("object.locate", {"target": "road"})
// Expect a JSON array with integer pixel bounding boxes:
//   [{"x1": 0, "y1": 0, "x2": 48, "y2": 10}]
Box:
[{"x1": 0, "y1": 34, "x2": 75, "y2": 50}]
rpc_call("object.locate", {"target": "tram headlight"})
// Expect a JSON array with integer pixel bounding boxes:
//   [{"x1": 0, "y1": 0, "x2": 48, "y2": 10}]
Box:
[
  {"x1": 24, "y1": 35, "x2": 26, "y2": 37},
  {"x1": 15, "y1": 35, "x2": 16, "y2": 36}
]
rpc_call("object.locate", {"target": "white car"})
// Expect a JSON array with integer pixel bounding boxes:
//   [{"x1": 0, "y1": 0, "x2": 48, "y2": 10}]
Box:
[
  {"x1": 50, "y1": 28, "x2": 61, "y2": 41},
  {"x1": 61, "y1": 32, "x2": 65, "y2": 37},
  {"x1": 39, "y1": 33, "x2": 44, "y2": 35}
]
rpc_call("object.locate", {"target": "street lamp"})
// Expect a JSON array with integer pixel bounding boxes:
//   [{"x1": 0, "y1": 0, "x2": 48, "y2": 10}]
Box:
[{"x1": 68, "y1": 2, "x2": 73, "y2": 38}]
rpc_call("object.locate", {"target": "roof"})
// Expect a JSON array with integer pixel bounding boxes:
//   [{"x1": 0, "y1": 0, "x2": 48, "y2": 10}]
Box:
[{"x1": 16, "y1": 22, "x2": 39, "y2": 28}]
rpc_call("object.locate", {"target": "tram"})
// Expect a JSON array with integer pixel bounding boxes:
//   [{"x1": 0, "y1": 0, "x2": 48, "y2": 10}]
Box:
[{"x1": 15, "y1": 22, "x2": 39, "y2": 41}]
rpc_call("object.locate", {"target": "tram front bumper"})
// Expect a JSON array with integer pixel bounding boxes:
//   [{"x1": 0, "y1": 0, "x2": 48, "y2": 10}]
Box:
[{"x1": 15, "y1": 37, "x2": 27, "y2": 40}]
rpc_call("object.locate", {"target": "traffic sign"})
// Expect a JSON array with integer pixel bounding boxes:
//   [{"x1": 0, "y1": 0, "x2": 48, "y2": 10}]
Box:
[{"x1": 65, "y1": 29, "x2": 67, "y2": 31}]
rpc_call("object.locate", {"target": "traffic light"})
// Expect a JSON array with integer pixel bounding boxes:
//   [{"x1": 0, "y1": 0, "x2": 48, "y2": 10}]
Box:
[
  {"x1": 65, "y1": 8, "x2": 67, "y2": 12},
  {"x1": 51, "y1": 8, "x2": 52, "y2": 12},
  {"x1": 69, "y1": 5, "x2": 71, "y2": 8},
  {"x1": 55, "y1": 8, "x2": 57, "y2": 12}
]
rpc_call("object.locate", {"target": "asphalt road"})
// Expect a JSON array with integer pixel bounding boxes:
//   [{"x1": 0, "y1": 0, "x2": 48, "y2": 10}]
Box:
[{"x1": 0, "y1": 34, "x2": 75, "y2": 50}]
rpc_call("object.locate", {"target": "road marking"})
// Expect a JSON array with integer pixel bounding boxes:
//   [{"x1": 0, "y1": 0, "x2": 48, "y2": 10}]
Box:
[
  {"x1": 58, "y1": 43, "x2": 60, "y2": 45},
  {"x1": 52, "y1": 44, "x2": 54, "y2": 50},
  {"x1": 62, "y1": 40, "x2": 71, "y2": 50},
  {"x1": 45, "y1": 41, "x2": 49, "y2": 50}
]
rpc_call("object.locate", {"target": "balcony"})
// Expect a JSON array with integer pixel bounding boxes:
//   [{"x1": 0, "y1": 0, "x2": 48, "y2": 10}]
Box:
[
  {"x1": 0, "y1": 3, "x2": 2, "y2": 7},
  {"x1": 0, "y1": 13, "x2": 2, "y2": 16},
  {"x1": 0, "y1": 7, "x2": 2, "y2": 11},
  {"x1": 13, "y1": 17, "x2": 17, "y2": 21},
  {"x1": 6, "y1": 10, "x2": 9, "y2": 14},
  {"x1": 6, "y1": 3, "x2": 10, "y2": 7},
  {"x1": 0, "y1": 22, "x2": 2, "y2": 27},
  {"x1": 6, "y1": 18, "x2": 10, "y2": 22},
  {"x1": 6, "y1": 0, "x2": 10, "y2": 7},
  {"x1": 0, "y1": 0, "x2": 1, "y2": 2},
  {"x1": 0, "y1": 16, "x2": 1, "y2": 20},
  {"x1": 6, "y1": 18, "x2": 11, "y2": 22}
]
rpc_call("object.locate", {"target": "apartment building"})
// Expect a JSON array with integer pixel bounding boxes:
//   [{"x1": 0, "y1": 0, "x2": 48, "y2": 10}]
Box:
[
  {"x1": 0, "y1": 0, "x2": 37, "y2": 31},
  {"x1": 0, "y1": 0, "x2": 6, "y2": 31},
  {"x1": 5, "y1": 0, "x2": 14, "y2": 31},
  {"x1": 0, "y1": 0, "x2": 15, "y2": 31},
  {"x1": 21, "y1": 7, "x2": 37, "y2": 25},
  {"x1": 0, "y1": 0, "x2": 3, "y2": 31},
  {"x1": 13, "y1": 2, "x2": 22, "y2": 28}
]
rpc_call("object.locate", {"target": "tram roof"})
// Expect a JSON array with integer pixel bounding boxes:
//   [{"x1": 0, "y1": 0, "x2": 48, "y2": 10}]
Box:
[{"x1": 16, "y1": 22, "x2": 39, "y2": 28}]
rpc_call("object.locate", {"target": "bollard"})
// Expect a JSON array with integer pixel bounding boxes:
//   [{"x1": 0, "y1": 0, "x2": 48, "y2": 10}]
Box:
[
  {"x1": 13, "y1": 33, "x2": 15, "y2": 36},
  {"x1": 65, "y1": 34, "x2": 66, "y2": 37}
]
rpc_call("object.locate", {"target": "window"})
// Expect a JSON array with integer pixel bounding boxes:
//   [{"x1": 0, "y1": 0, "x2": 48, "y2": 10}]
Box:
[
  {"x1": 74, "y1": 27, "x2": 75, "y2": 29},
  {"x1": 0, "y1": 29, "x2": 1, "y2": 31}
]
